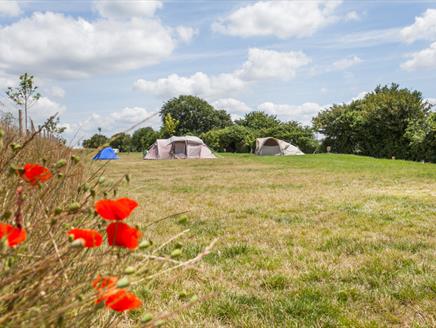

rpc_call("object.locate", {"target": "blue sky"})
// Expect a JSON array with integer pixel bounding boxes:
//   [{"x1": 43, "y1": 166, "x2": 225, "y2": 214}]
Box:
[{"x1": 0, "y1": 0, "x2": 435, "y2": 145}]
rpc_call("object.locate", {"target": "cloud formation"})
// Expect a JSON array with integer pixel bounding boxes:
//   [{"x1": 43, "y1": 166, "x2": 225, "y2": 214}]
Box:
[
  {"x1": 0, "y1": 0, "x2": 21, "y2": 17},
  {"x1": 93, "y1": 0, "x2": 163, "y2": 19},
  {"x1": 134, "y1": 48, "x2": 310, "y2": 99},
  {"x1": 212, "y1": 0, "x2": 342, "y2": 39}
]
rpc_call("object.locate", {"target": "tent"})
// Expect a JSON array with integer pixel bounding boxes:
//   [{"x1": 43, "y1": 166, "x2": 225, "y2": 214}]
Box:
[
  {"x1": 255, "y1": 137, "x2": 304, "y2": 156},
  {"x1": 144, "y1": 136, "x2": 216, "y2": 160},
  {"x1": 93, "y1": 147, "x2": 119, "y2": 160}
]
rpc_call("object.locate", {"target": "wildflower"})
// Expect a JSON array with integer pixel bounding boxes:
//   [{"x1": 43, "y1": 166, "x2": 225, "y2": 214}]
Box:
[
  {"x1": 0, "y1": 223, "x2": 26, "y2": 247},
  {"x1": 95, "y1": 198, "x2": 138, "y2": 221},
  {"x1": 19, "y1": 163, "x2": 52, "y2": 185},
  {"x1": 68, "y1": 229, "x2": 103, "y2": 248},
  {"x1": 92, "y1": 275, "x2": 119, "y2": 303},
  {"x1": 106, "y1": 222, "x2": 141, "y2": 249},
  {"x1": 104, "y1": 289, "x2": 142, "y2": 312}
]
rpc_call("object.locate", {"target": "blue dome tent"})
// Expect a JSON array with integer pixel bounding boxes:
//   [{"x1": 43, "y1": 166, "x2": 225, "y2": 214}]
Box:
[{"x1": 93, "y1": 147, "x2": 119, "y2": 160}]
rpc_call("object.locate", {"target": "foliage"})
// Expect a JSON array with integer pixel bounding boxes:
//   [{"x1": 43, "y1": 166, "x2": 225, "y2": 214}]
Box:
[
  {"x1": 201, "y1": 125, "x2": 255, "y2": 153},
  {"x1": 161, "y1": 113, "x2": 179, "y2": 138},
  {"x1": 131, "y1": 127, "x2": 158, "y2": 152},
  {"x1": 109, "y1": 132, "x2": 132, "y2": 152},
  {"x1": 202, "y1": 114, "x2": 318, "y2": 153},
  {"x1": 0, "y1": 120, "x2": 215, "y2": 327},
  {"x1": 236, "y1": 111, "x2": 281, "y2": 130},
  {"x1": 160, "y1": 95, "x2": 232, "y2": 135},
  {"x1": 313, "y1": 83, "x2": 435, "y2": 161},
  {"x1": 83, "y1": 133, "x2": 109, "y2": 149},
  {"x1": 5, "y1": 73, "x2": 41, "y2": 132}
]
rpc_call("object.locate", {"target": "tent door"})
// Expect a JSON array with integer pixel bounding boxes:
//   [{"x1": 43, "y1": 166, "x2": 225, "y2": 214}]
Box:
[{"x1": 173, "y1": 141, "x2": 187, "y2": 159}]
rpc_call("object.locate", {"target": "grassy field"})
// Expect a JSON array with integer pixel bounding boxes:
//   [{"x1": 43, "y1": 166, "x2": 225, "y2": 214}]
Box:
[{"x1": 105, "y1": 153, "x2": 435, "y2": 327}]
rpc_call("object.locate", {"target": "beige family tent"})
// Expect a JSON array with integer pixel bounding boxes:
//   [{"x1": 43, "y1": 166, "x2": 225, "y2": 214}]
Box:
[
  {"x1": 255, "y1": 137, "x2": 304, "y2": 156},
  {"x1": 144, "y1": 136, "x2": 216, "y2": 160}
]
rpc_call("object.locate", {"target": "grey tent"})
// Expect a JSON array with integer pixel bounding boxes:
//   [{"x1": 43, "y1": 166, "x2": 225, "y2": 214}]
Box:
[
  {"x1": 255, "y1": 137, "x2": 304, "y2": 156},
  {"x1": 144, "y1": 136, "x2": 216, "y2": 160}
]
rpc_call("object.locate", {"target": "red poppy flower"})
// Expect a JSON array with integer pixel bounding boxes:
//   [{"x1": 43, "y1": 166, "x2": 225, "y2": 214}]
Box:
[
  {"x1": 68, "y1": 229, "x2": 103, "y2": 248},
  {"x1": 92, "y1": 274, "x2": 119, "y2": 303},
  {"x1": 104, "y1": 289, "x2": 142, "y2": 312},
  {"x1": 0, "y1": 223, "x2": 26, "y2": 247},
  {"x1": 95, "y1": 198, "x2": 138, "y2": 221},
  {"x1": 106, "y1": 222, "x2": 141, "y2": 249},
  {"x1": 19, "y1": 163, "x2": 52, "y2": 185}
]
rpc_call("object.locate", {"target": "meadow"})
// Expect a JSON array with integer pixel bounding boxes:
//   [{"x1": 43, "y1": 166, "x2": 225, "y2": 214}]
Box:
[{"x1": 105, "y1": 153, "x2": 436, "y2": 327}]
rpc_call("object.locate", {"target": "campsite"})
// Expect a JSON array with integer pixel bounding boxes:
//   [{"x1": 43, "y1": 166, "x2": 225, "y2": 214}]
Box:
[{"x1": 1, "y1": 1, "x2": 436, "y2": 327}]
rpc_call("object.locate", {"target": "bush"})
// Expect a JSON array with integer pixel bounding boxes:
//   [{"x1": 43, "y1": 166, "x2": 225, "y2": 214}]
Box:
[
  {"x1": 202, "y1": 125, "x2": 255, "y2": 153},
  {"x1": 131, "y1": 127, "x2": 158, "y2": 152},
  {"x1": 313, "y1": 83, "x2": 435, "y2": 161},
  {"x1": 109, "y1": 132, "x2": 132, "y2": 152}
]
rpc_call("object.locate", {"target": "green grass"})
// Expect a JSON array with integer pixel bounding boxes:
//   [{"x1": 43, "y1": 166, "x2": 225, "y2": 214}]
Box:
[{"x1": 105, "y1": 153, "x2": 436, "y2": 327}]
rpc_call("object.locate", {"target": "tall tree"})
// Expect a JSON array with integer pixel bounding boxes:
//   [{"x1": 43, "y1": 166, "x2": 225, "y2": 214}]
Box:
[
  {"x1": 236, "y1": 111, "x2": 281, "y2": 130},
  {"x1": 131, "y1": 127, "x2": 158, "y2": 152},
  {"x1": 160, "y1": 95, "x2": 232, "y2": 135},
  {"x1": 5, "y1": 73, "x2": 41, "y2": 134}
]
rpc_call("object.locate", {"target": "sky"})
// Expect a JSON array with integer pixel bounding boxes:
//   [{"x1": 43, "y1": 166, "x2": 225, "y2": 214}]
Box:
[{"x1": 0, "y1": 0, "x2": 436, "y2": 145}]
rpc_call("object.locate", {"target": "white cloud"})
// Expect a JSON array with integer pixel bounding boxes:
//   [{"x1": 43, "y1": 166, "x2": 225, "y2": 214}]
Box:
[
  {"x1": 212, "y1": 0, "x2": 342, "y2": 39},
  {"x1": 134, "y1": 48, "x2": 310, "y2": 99},
  {"x1": 257, "y1": 101, "x2": 325, "y2": 125},
  {"x1": 401, "y1": 9, "x2": 436, "y2": 43},
  {"x1": 212, "y1": 98, "x2": 252, "y2": 114},
  {"x1": 426, "y1": 98, "x2": 436, "y2": 106},
  {"x1": 237, "y1": 48, "x2": 310, "y2": 80},
  {"x1": 30, "y1": 97, "x2": 66, "y2": 125},
  {"x1": 134, "y1": 72, "x2": 246, "y2": 99},
  {"x1": 49, "y1": 86, "x2": 66, "y2": 98},
  {"x1": 401, "y1": 42, "x2": 436, "y2": 71},
  {"x1": 344, "y1": 11, "x2": 360, "y2": 22},
  {"x1": 175, "y1": 26, "x2": 198, "y2": 43},
  {"x1": 0, "y1": 0, "x2": 21, "y2": 17},
  {"x1": 63, "y1": 106, "x2": 161, "y2": 143},
  {"x1": 93, "y1": 0, "x2": 163, "y2": 19},
  {"x1": 0, "y1": 12, "x2": 179, "y2": 79},
  {"x1": 332, "y1": 55, "x2": 362, "y2": 70}
]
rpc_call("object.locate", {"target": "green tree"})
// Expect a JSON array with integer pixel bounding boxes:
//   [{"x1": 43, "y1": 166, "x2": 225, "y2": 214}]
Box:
[
  {"x1": 131, "y1": 127, "x2": 158, "y2": 152},
  {"x1": 201, "y1": 125, "x2": 255, "y2": 153},
  {"x1": 313, "y1": 83, "x2": 433, "y2": 160},
  {"x1": 83, "y1": 134, "x2": 108, "y2": 148},
  {"x1": 161, "y1": 113, "x2": 179, "y2": 138},
  {"x1": 160, "y1": 95, "x2": 232, "y2": 135},
  {"x1": 5, "y1": 73, "x2": 41, "y2": 134},
  {"x1": 109, "y1": 133, "x2": 132, "y2": 152},
  {"x1": 236, "y1": 111, "x2": 281, "y2": 130}
]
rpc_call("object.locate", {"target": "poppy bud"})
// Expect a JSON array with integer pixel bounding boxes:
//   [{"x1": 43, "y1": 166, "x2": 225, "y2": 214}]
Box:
[
  {"x1": 70, "y1": 239, "x2": 85, "y2": 248},
  {"x1": 0, "y1": 211, "x2": 12, "y2": 220},
  {"x1": 116, "y1": 277, "x2": 129, "y2": 288},
  {"x1": 10, "y1": 143, "x2": 22, "y2": 151},
  {"x1": 98, "y1": 176, "x2": 105, "y2": 184},
  {"x1": 140, "y1": 313, "x2": 153, "y2": 324},
  {"x1": 178, "y1": 215, "x2": 188, "y2": 224},
  {"x1": 67, "y1": 202, "x2": 81, "y2": 213},
  {"x1": 171, "y1": 249, "x2": 182, "y2": 258},
  {"x1": 90, "y1": 189, "x2": 96, "y2": 198},
  {"x1": 155, "y1": 320, "x2": 165, "y2": 327},
  {"x1": 190, "y1": 295, "x2": 199, "y2": 302},
  {"x1": 54, "y1": 207, "x2": 62, "y2": 215},
  {"x1": 55, "y1": 159, "x2": 67, "y2": 169},
  {"x1": 174, "y1": 242, "x2": 183, "y2": 249},
  {"x1": 71, "y1": 155, "x2": 80, "y2": 164},
  {"x1": 124, "y1": 266, "x2": 136, "y2": 275},
  {"x1": 57, "y1": 173, "x2": 64, "y2": 178},
  {"x1": 139, "y1": 240, "x2": 151, "y2": 249}
]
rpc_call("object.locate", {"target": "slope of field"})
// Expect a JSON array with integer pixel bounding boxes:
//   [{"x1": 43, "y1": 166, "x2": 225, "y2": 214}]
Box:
[{"x1": 106, "y1": 153, "x2": 436, "y2": 327}]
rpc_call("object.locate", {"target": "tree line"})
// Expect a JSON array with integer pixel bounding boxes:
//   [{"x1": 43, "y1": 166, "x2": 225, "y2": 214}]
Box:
[{"x1": 84, "y1": 84, "x2": 435, "y2": 161}]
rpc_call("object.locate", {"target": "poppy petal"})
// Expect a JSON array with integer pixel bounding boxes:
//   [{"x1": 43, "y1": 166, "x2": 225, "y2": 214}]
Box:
[
  {"x1": 106, "y1": 222, "x2": 141, "y2": 249},
  {"x1": 95, "y1": 198, "x2": 138, "y2": 221},
  {"x1": 68, "y1": 229, "x2": 103, "y2": 248},
  {"x1": 104, "y1": 289, "x2": 142, "y2": 312},
  {"x1": 20, "y1": 163, "x2": 52, "y2": 185},
  {"x1": 0, "y1": 223, "x2": 26, "y2": 247}
]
